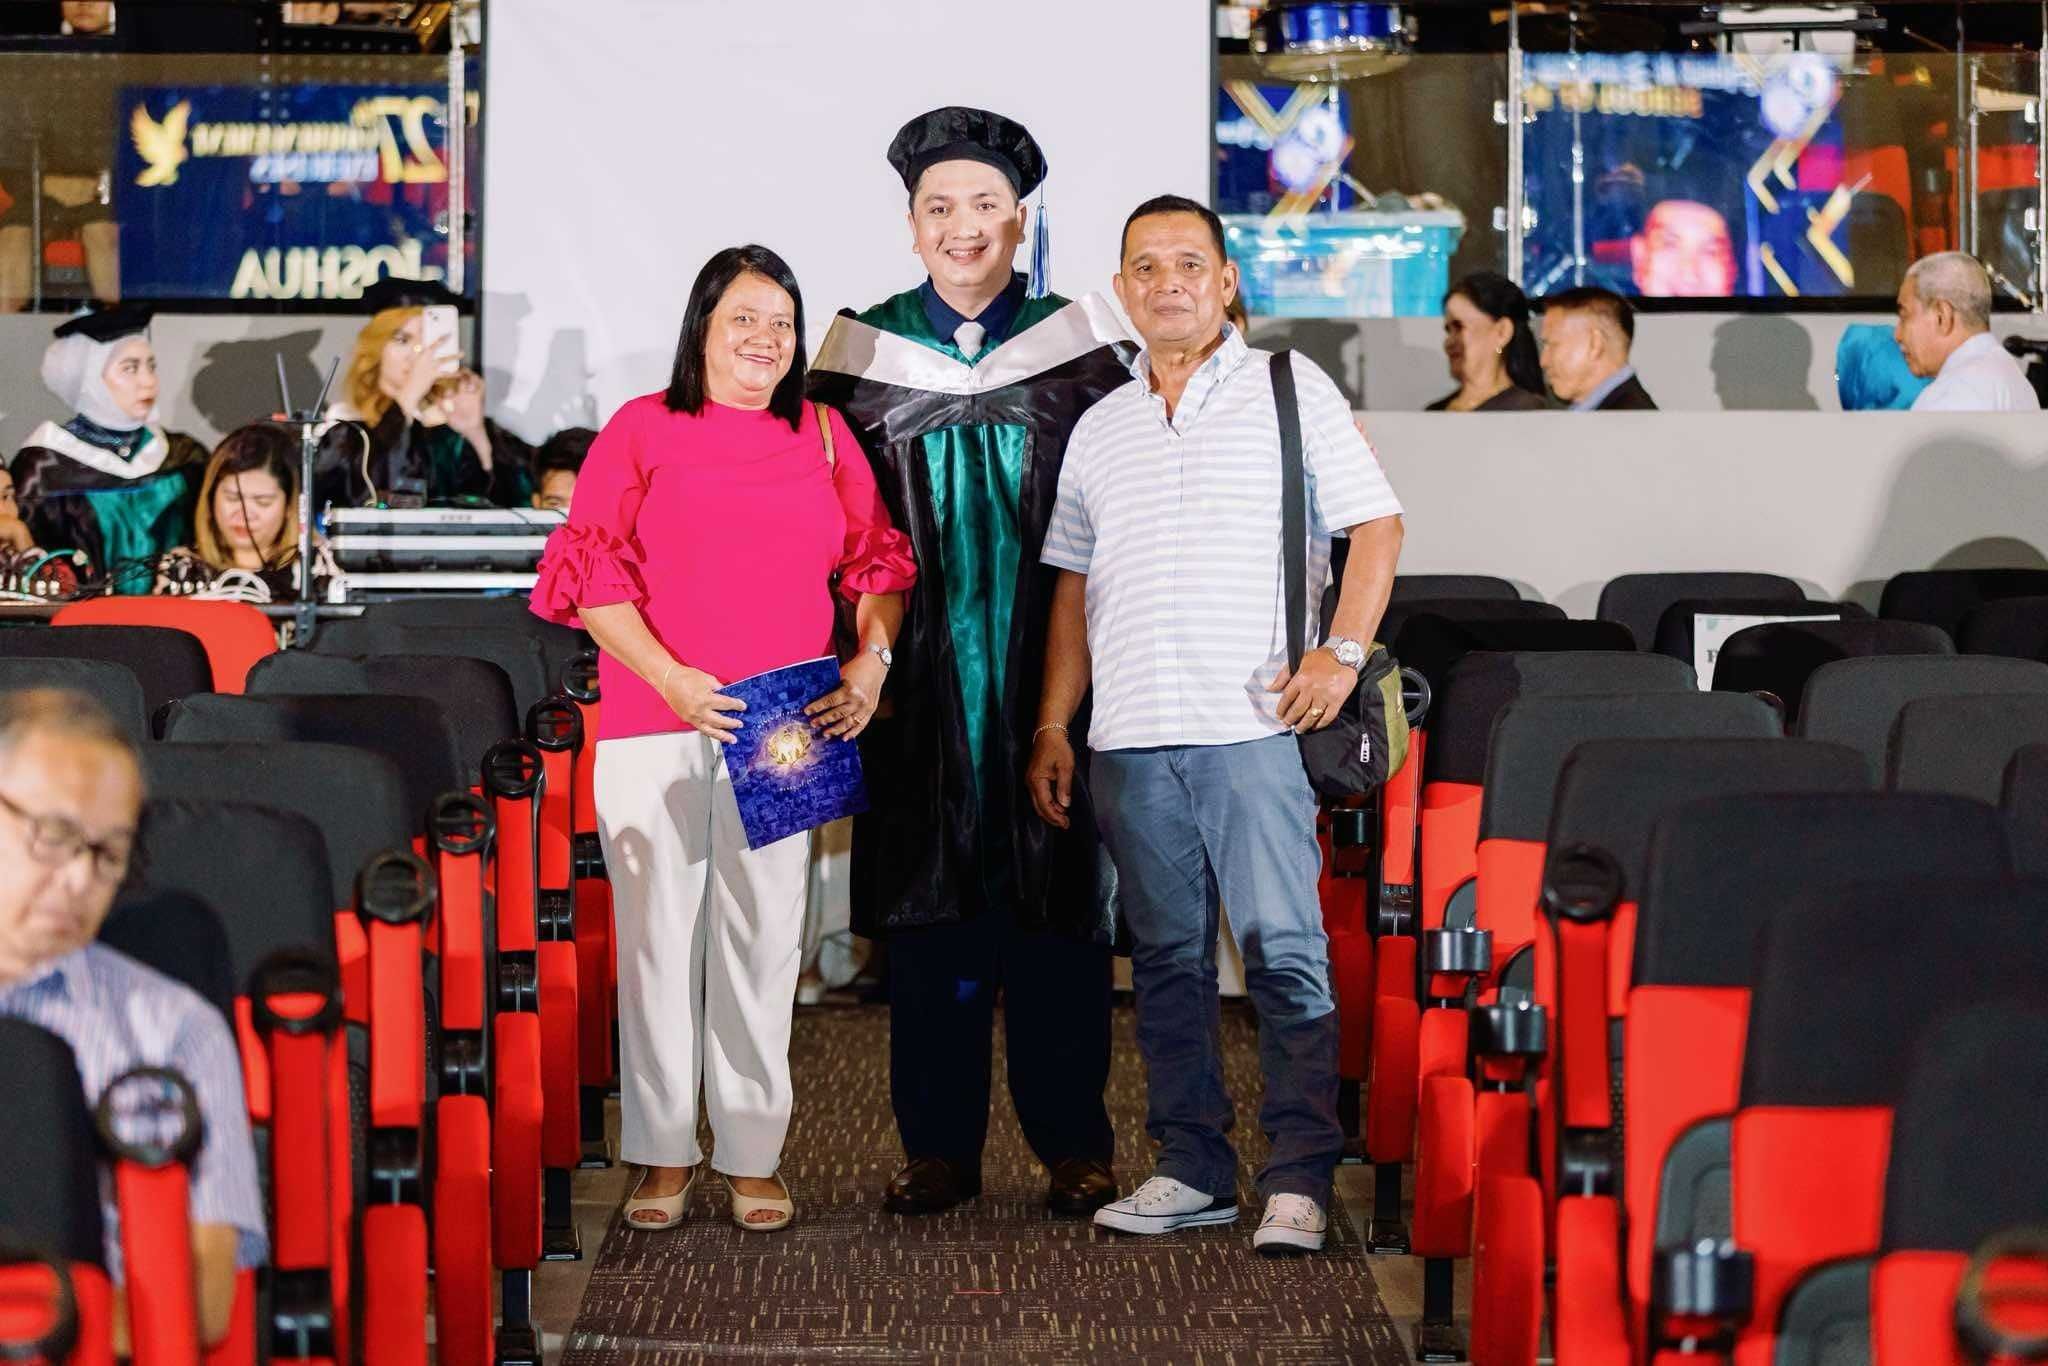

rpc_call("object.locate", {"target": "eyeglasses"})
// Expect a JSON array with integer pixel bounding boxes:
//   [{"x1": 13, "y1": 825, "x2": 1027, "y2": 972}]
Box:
[{"x1": 0, "y1": 790, "x2": 135, "y2": 884}]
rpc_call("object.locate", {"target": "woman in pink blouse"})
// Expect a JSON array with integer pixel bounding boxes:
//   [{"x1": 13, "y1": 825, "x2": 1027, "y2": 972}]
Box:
[{"x1": 531, "y1": 245, "x2": 915, "y2": 1233}]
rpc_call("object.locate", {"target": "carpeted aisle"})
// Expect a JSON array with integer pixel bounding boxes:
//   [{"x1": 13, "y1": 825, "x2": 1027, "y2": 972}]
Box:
[{"x1": 562, "y1": 1003, "x2": 1408, "y2": 1364}]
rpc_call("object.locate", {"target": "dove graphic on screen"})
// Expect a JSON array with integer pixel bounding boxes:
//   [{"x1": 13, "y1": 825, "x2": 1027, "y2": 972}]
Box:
[{"x1": 131, "y1": 100, "x2": 192, "y2": 187}]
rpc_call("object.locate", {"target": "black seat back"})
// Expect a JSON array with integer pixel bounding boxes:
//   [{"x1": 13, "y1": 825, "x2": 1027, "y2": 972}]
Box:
[
  {"x1": 132, "y1": 798, "x2": 335, "y2": 987},
  {"x1": 1425, "y1": 650, "x2": 1696, "y2": 786},
  {"x1": 1389, "y1": 575, "x2": 1523, "y2": 604},
  {"x1": 1393, "y1": 616, "x2": 1637, "y2": 691},
  {"x1": 0, "y1": 1019, "x2": 105, "y2": 1268},
  {"x1": 1650, "y1": 596, "x2": 1862, "y2": 667},
  {"x1": 356, "y1": 596, "x2": 587, "y2": 684},
  {"x1": 0, "y1": 625, "x2": 210, "y2": 730},
  {"x1": 2003, "y1": 744, "x2": 2048, "y2": 879},
  {"x1": 1596, "y1": 572, "x2": 1806, "y2": 656},
  {"x1": 246, "y1": 651, "x2": 518, "y2": 776},
  {"x1": 0, "y1": 657, "x2": 148, "y2": 744},
  {"x1": 143, "y1": 741, "x2": 413, "y2": 908},
  {"x1": 161, "y1": 694, "x2": 462, "y2": 829},
  {"x1": 1639, "y1": 792, "x2": 2013, "y2": 991},
  {"x1": 99, "y1": 889, "x2": 238, "y2": 1024},
  {"x1": 315, "y1": 618, "x2": 552, "y2": 716},
  {"x1": 1888, "y1": 694, "x2": 2048, "y2": 804},
  {"x1": 1710, "y1": 620, "x2": 1955, "y2": 726},
  {"x1": 1958, "y1": 594, "x2": 2048, "y2": 662},
  {"x1": 1742, "y1": 879, "x2": 2048, "y2": 1113},
  {"x1": 1480, "y1": 691, "x2": 1781, "y2": 842},
  {"x1": 1379, "y1": 596, "x2": 1566, "y2": 652},
  {"x1": 1796, "y1": 655, "x2": 2048, "y2": 777},
  {"x1": 1549, "y1": 738, "x2": 1869, "y2": 896},
  {"x1": 1880, "y1": 1002, "x2": 2048, "y2": 1255},
  {"x1": 1880, "y1": 569, "x2": 2048, "y2": 639}
]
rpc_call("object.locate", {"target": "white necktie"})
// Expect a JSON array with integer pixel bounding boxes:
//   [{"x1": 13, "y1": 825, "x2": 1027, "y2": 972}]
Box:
[{"x1": 953, "y1": 320, "x2": 986, "y2": 361}]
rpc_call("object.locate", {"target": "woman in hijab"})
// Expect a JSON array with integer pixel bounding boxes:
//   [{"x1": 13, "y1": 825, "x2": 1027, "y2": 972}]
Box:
[{"x1": 10, "y1": 304, "x2": 206, "y2": 592}]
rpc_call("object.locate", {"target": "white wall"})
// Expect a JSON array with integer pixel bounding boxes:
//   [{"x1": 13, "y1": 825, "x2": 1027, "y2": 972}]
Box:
[
  {"x1": 479, "y1": 0, "x2": 1212, "y2": 441},
  {"x1": 1366, "y1": 410, "x2": 2048, "y2": 615}
]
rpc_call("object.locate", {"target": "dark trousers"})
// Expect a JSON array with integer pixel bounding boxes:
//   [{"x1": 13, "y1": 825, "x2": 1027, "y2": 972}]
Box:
[{"x1": 888, "y1": 905, "x2": 1115, "y2": 1173}]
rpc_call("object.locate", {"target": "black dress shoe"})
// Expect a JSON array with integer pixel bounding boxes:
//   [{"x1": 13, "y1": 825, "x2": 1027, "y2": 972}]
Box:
[
  {"x1": 882, "y1": 1157, "x2": 981, "y2": 1215},
  {"x1": 1045, "y1": 1158, "x2": 1118, "y2": 1217}
]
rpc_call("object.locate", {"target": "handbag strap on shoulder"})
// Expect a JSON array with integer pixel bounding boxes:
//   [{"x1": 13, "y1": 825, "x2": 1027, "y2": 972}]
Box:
[{"x1": 1272, "y1": 350, "x2": 1308, "y2": 676}]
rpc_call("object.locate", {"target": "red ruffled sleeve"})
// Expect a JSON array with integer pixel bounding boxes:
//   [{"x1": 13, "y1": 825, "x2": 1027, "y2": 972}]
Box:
[
  {"x1": 531, "y1": 523, "x2": 644, "y2": 625},
  {"x1": 835, "y1": 526, "x2": 917, "y2": 602},
  {"x1": 824, "y1": 406, "x2": 918, "y2": 603},
  {"x1": 528, "y1": 405, "x2": 650, "y2": 627}
]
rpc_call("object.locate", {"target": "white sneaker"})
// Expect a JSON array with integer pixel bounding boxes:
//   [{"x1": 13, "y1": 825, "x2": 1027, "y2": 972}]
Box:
[
  {"x1": 1252, "y1": 1192, "x2": 1328, "y2": 1255},
  {"x1": 1091, "y1": 1176, "x2": 1238, "y2": 1235}
]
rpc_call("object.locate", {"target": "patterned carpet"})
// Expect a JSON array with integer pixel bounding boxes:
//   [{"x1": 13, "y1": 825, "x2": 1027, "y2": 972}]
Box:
[{"x1": 562, "y1": 1002, "x2": 1407, "y2": 1365}]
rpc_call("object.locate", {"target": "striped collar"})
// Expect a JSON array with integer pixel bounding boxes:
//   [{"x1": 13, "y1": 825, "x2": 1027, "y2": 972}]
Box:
[
  {"x1": 1130, "y1": 324, "x2": 1250, "y2": 430},
  {"x1": 0, "y1": 948, "x2": 88, "y2": 1004}
]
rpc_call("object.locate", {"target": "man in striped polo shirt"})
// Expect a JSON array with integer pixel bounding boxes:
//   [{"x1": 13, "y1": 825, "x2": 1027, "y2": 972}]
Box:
[{"x1": 1031, "y1": 195, "x2": 1403, "y2": 1254}]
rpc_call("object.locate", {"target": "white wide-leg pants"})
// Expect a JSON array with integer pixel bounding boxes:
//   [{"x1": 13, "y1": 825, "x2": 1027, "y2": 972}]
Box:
[{"x1": 594, "y1": 730, "x2": 809, "y2": 1176}]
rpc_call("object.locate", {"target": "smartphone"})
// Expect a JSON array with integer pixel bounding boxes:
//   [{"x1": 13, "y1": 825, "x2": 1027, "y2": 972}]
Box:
[{"x1": 419, "y1": 304, "x2": 461, "y2": 377}]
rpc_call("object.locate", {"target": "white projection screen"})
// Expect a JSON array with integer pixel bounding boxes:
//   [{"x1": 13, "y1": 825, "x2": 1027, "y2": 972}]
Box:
[{"x1": 480, "y1": 0, "x2": 1212, "y2": 440}]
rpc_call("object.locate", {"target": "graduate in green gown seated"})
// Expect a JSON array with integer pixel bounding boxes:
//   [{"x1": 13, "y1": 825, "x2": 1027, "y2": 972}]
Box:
[
  {"x1": 10, "y1": 305, "x2": 206, "y2": 594},
  {"x1": 808, "y1": 106, "x2": 1133, "y2": 1220}
]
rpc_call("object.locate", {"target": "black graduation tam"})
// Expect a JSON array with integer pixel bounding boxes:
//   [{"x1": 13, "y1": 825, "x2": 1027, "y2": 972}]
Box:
[
  {"x1": 359, "y1": 274, "x2": 463, "y2": 314},
  {"x1": 888, "y1": 106, "x2": 1047, "y2": 199},
  {"x1": 51, "y1": 303, "x2": 152, "y2": 344}
]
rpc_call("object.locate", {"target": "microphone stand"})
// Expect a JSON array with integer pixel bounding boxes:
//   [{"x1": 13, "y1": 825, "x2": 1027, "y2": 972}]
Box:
[{"x1": 276, "y1": 354, "x2": 346, "y2": 649}]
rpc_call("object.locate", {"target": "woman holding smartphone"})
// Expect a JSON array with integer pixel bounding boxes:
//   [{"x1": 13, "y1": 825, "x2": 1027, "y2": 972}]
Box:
[{"x1": 314, "y1": 277, "x2": 534, "y2": 510}]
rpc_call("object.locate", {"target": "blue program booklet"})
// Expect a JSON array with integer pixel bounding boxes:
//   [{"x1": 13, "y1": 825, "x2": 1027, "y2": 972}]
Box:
[{"x1": 719, "y1": 656, "x2": 869, "y2": 850}]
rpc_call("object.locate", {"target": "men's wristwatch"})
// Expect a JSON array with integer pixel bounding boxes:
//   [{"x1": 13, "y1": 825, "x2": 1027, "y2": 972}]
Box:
[
  {"x1": 1323, "y1": 636, "x2": 1366, "y2": 672},
  {"x1": 868, "y1": 644, "x2": 894, "y2": 669}
]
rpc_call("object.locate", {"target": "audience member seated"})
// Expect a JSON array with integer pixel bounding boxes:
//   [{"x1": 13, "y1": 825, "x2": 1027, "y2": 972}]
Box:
[
  {"x1": 315, "y1": 277, "x2": 532, "y2": 512},
  {"x1": 1427, "y1": 271, "x2": 1550, "y2": 411},
  {"x1": 0, "y1": 689, "x2": 266, "y2": 1350},
  {"x1": 531, "y1": 426, "x2": 594, "y2": 514},
  {"x1": 0, "y1": 465, "x2": 36, "y2": 552},
  {"x1": 1895, "y1": 251, "x2": 2040, "y2": 413},
  {"x1": 11, "y1": 305, "x2": 206, "y2": 593},
  {"x1": 1539, "y1": 286, "x2": 1657, "y2": 410},
  {"x1": 154, "y1": 423, "x2": 336, "y2": 601}
]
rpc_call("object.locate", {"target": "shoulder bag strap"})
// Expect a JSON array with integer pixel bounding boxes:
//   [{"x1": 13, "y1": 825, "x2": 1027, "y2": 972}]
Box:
[
  {"x1": 1272, "y1": 349, "x2": 1307, "y2": 677},
  {"x1": 814, "y1": 401, "x2": 836, "y2": 469}
]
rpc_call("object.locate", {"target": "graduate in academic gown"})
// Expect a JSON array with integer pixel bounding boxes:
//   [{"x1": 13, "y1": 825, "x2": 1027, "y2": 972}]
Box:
[
  {"x1": 10, "y1": 305, "x2": 206, "y2": 593},
  {"x1": 808, "y1": 106, "x2": 1132, "y2": 1219}
]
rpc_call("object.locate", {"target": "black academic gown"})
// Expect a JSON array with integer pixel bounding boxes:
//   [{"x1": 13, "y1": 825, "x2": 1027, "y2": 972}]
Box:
[
  {"x1": 808, "y1": 289, "x2": 1132, "y2": 943},
  {"x1": 809, "y1": 286, "x2": 1131, "y2": 1173}
]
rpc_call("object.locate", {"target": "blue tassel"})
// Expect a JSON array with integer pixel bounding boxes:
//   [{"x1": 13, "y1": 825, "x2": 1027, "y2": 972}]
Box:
[{"x1": 1028, "y1": 191, "x2": 1050, "y2": 299}]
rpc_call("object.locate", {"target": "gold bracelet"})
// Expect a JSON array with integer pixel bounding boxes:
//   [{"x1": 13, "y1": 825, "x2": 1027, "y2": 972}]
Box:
[
  {"x1": 1033, "y1": 722, "x2": 1070, "y2": 741},
  {"x1": 658, "y1": 661, "x2": 677, "y2": 692}
]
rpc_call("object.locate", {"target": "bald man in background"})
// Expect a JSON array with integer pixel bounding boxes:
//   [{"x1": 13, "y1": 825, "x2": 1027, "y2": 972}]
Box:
[
  {"x1": 1896, "y1": 252, "x2": 2039, "y2": 412},
  {"x1": 1540, "y1": 287, "x2": 1659, "y2": 410}
]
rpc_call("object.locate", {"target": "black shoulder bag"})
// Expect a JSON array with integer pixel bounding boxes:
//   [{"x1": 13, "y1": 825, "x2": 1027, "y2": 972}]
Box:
[{"x1": 1272, "y1": 350, "x2": 1409, "y2": 798}]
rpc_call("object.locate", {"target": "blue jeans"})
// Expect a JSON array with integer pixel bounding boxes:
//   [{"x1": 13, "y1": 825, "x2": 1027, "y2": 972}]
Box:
[{"x1": 1093, "y1": 734, "x2": 1343, "y2": 1204}]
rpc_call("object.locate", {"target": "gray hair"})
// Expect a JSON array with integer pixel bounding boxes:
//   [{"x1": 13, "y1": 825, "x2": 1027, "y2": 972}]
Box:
[
  {"x1": 1906, "y1": 252, "x2": 1992, "y2": 332},
  {"x1": 0, "y1": 688, "x2": 139, "y2": 769}
]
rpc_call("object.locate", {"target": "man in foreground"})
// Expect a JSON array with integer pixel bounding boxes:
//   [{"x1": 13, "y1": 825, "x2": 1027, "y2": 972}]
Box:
[
  {"x1": 809, "y1": 107, "x2": 1132, "y2": 1219},
  {"x1": 0, "y1": 688, "x2": 266, "y2": 1347},
  {"x1": 1032, "y1": 195, "x2": 1403, "y2": 1253}
]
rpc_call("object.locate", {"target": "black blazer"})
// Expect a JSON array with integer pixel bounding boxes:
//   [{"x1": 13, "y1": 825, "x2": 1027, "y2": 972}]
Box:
[{"x1": 1594, "y1": 374, "x2": 1659, "y2": 410}]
